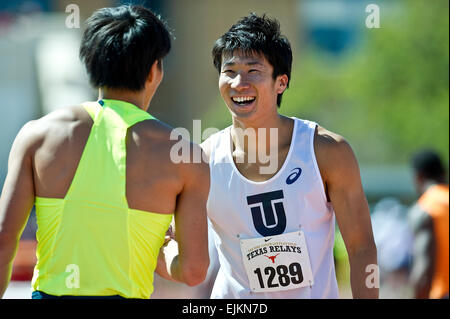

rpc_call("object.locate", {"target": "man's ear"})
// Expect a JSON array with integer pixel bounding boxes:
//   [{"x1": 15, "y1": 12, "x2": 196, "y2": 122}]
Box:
[
  {"x1": 276, "y1": 74, "x2": 289, "y2": 94},
  {"x1": 146, "y1": 60, "x2": 161, "y2": 85}
]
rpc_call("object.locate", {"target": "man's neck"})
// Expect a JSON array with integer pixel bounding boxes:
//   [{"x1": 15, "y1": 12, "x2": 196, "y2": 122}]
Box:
[
  {"x1": 421, "y1": 180, "x2": 441, "y2": 195},
  {"x1": 231, "y1": 107, "x2": 282, "y2": 131},
  {"x1": 230, "y1": 113, "x2": 293, "y2": 156},
  {"x1": 99, "y1": 88, "x2": 149, "y2": 111}
]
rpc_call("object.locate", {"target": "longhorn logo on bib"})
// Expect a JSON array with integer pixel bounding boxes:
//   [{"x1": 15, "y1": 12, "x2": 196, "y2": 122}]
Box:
[{"x1": 246, "y1": 190, "x2": 287, "y2": 236}]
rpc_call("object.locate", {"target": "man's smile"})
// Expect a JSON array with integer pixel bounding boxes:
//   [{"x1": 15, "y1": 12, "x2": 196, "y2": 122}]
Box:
[{"x1": 231, "y1": 96, "x2": 256, "y2": 109}]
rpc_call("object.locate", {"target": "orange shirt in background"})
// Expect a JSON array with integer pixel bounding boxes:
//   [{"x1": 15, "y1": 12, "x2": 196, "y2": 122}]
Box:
[{"x1": 418, "y1": 184, "x2": 449, "y2": 299}]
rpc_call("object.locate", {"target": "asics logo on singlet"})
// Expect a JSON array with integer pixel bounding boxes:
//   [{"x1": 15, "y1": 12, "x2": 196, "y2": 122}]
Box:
[
  {"x1": 286, "y1": 167, "x2": 302, "y2": 185},
  {"x1": 247, "y1": 190, "x2": 287, "y2": 236}
]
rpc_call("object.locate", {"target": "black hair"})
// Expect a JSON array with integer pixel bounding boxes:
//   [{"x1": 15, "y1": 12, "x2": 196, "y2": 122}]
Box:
[
  {"x1": 412, "y1": 149, "x2": 446, "y2": 183},
  {"x1": 79, "y1": 5, "x2": 171, "y2": 91},
  {"x1": 212, "y1": 13, "x2": 292, "y2": 107}
]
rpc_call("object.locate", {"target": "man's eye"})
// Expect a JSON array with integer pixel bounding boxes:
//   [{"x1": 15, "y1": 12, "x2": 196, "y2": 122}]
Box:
[
  {"x1": 222, "y1": 70, "x2": 234, "y2": 74},
  {"x1": 249, "y1": 69, "x2": 260, "y2": 73}
]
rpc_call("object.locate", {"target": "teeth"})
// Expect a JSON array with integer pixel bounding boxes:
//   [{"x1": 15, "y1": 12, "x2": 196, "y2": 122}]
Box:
[{"x1": 233, "y1": 96, "x2": 255, "y2": 103}]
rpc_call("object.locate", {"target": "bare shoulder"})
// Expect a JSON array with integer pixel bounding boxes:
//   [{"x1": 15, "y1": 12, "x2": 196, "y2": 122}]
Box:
[
  {"x1": 315, "y1": 125, "x2": 353, "y2": 156},
  {"x1": 314, "y1": 125, "x2": 359, "y2": 180},
  {"x1": 29, "y1": 104, "x2": 92, "y2": 134},
  {"x1": 12, "y1": 105, "x2": 91, "y2": 155},
  {"x1": 41, "y1": 104, "x2": 92, "y2": 123},
  {"x1": 129, "y1": 119, "x2": 209, "y2": 179},
  {"x1": 130, "y1": 117, "x2": 174, "y2": 138},
  {"x1": 129, "y1": 118, "x2": 186, "y2": 154}
]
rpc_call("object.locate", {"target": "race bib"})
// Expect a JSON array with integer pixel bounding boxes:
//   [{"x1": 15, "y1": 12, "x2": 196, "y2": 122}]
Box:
[{"x1": 240, "y1": 230, "x2": 314, "y2": 293}]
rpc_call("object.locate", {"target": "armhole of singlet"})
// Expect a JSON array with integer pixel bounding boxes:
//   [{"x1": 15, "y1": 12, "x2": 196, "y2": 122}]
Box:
[
  {"x1": 206, "y1": 130, "x2": 220, "y2": 215},
  {"x1": 309, "y1": 121, "x2": 329, "y2": 204}
]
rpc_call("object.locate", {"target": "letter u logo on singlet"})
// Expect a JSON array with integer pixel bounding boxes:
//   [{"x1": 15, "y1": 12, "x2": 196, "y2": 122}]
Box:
[{"x1": 247, "y1": 190, "x2": 287, "y2": 236}]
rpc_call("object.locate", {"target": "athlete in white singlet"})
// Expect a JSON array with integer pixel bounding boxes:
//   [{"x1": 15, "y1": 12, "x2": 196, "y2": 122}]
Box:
[{"x1": 201, "y1": 14, "x2": 378, "y2": 299}]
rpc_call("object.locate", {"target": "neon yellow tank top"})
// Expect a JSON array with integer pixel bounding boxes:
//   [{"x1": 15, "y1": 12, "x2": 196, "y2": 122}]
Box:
[{"x1": 31, "y1": 99, "x2": 173, "y2": 298}]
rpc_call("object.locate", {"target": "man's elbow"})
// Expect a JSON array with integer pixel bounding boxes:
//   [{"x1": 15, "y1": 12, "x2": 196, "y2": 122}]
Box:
[
  {"x1": 181, "y1": 258, "x2": 210, "y2": 287},
  {"x1": 0, "y1": 233, "x2": 20, "y2": 266}
]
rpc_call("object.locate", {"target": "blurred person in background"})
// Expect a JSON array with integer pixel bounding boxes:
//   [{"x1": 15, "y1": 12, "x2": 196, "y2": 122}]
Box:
[
  {"x1": 408, "y1": 149, "x2": 449, "y2": 299},
  {"x1": 0, "y1": 5, "x2": 209, "y2": 299},
  {"x1": 371, "y1": 197, "x2": 414, "y2": 298}
]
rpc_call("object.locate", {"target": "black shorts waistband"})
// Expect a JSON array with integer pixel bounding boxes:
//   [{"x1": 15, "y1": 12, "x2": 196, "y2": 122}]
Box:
[{"x1": 32, "y1": 290, "x2": 126, "y2": 299}]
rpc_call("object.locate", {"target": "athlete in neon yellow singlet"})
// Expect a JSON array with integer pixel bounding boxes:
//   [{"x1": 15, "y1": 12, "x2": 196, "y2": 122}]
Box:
[
  {"x1": 32, "y1": 100, "x2": 173, "y2": 298},
  {"x1": 0, "y1": 5, "x2": 210, "y2": 298}
]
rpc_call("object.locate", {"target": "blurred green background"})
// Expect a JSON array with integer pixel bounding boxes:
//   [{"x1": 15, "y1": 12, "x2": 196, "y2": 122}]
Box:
[{"x1": 205, "y1": 0, "x2": 449, "y2": 167}]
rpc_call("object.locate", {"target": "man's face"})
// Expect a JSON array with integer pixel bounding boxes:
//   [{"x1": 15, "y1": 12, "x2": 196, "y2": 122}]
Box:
[{"x1": 218, "y1": 51, "x2": 287, "y2": 120}]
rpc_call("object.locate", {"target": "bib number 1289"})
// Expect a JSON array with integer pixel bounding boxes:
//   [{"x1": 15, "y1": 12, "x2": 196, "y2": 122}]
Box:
[{"x1": 253, "y1": 262, "x2": 303, "y2": 289}]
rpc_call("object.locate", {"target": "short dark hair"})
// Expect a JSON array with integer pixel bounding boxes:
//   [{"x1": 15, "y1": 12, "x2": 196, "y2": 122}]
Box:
[
  {"x1": 79, "y1": 5, "x2": 171, "y2": 91},
  {"x1": 212, "y1": 13, "x2": 292, "y2": 107},
  {"x1": 412, "y1": 149, "x2": 446, "y2": 182}
]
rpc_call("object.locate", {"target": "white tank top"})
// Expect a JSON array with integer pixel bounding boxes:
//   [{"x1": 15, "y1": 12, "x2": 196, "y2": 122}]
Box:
[{"x1": 206, "y1": 117, "x2": 339, "y2": 299}]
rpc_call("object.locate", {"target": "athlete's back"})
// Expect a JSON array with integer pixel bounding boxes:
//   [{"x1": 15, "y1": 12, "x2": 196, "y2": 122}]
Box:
[{"x1": 30, "y1": 104, "x2": 186, "y2": 214}]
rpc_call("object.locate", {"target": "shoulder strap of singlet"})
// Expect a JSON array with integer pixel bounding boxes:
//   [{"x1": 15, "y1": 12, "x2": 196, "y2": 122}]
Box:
[
  {"x1": 209, "y1": 126, "x2": 232, "y2": 165},
  {"x1": 81, "y1": 101, "x2": 102, "y2": 121}
]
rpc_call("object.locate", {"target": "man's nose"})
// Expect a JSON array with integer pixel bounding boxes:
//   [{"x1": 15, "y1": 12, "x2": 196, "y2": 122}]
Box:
[{"x1": 230, "y1": 74, "x2": 250, "y2": 90}]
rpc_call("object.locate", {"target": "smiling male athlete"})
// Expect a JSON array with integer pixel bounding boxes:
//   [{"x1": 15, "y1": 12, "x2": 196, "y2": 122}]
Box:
[{"x1": 201, "y1": 13, "x2": 378, "y2": 299}]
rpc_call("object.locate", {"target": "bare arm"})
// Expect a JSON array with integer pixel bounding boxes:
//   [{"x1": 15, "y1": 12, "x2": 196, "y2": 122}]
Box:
[
  {"x1": 155, "y1": 142, "x2": 210, "y2": 286},
  {"x1": 315, "y1": 127, "x2": 378, "y2": 299},
  {"x1": 408, "y1": 205, "x2": 435, "y2": 298},
  {"x1": 0, "y1": 122, "x2": 37, "y2": 297}
]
